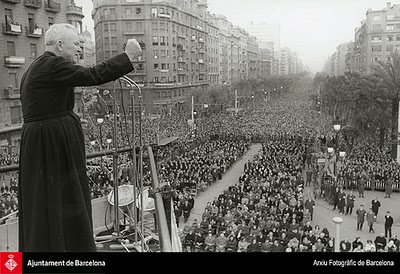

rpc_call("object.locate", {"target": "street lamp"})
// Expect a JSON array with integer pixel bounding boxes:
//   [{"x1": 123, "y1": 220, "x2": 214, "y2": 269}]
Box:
[{"x1": 97, "y1": 116, "x2": 104, "y2": 149}]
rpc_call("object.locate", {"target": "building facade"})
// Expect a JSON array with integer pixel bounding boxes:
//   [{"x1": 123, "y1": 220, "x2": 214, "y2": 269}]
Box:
[
  {"x1": 91, "y1": 0, "x2": 210, "y2": 114},
  {"x1": 0, "y1": 0, "x2": 84, "y2": 137}
]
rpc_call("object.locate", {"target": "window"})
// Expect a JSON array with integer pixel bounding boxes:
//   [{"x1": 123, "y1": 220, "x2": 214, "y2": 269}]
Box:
[
  {"x1": 126, "y1": 22, "x2": 132, "y2": 29},
  {"x1": 125, "y1": 8, "x2": 132, "y2": 15},
  {"x1": 30, "y1": 43, "x2": 37, "y2": 58},
  {"x1": 387, "y1": 14, "x2": 395, "y2": 20},
  {"x1": 10, "y1": 106, "x2": 22, "y2": 125},
  {"x1": 110, "y1": 8, "x2": 116, "y2": 15},
  {"x1": 104, "y1": 23, "x2": 108, "y2": 31},
  {"x1": 136, "y1": 22, "x2": 143, "y2": 30},
  {"x1": 396, "y1": 35, "x2": 400, "y2": 41},
  {"x1": 372, "y1": 35, "x2": 382, "y2": 42},
  {"x1": 387, "y1": 35, "x2": 394, "y2": 41},
  {"x1": 372, "y1": 24, "x2": 381, "y2": 31},
  {"x1": 111, "y1": 37, "x2": 117, "y2": 46},
  {"x1": 160, "y1": 22, "x2": 165, "y2": 31},
  {"x1": 110, "y1": 23, "x2": 116, "y2": 31},
  {"x1": 48, "y1": 17, "x2": 54, "y2": 27},
  {"x1": 161, "y1": 63, "x2": 166, "y2": 70},
  {"x1": 154, "y1": 63, "x2": 159, "y2": 69},
  {"x1": 152, "y1": 22, "x2": 158, "y2": 30},
  {"x1": 7, "y1": 41, "x2": 15, "y2": 56},
  {"x1": 9, "y1": 72, "x2": 18, "y2": 88},
  {"x1": 372, "y1": 45, "x2": 382, "y2": 52},
  {"x1": 151, "y1": 8, "x2": 157, "y2": 17},
  {"x1": 373, "y1": 15, "x2": 381, "y2": 21},
  {"x1": 387, "y1": 24, "x2": 394, "y2": 31},
  {"x1": 152, "y1": 36, "x2": 158, "y2": 45},
  {"x1": 160, "y1": 36, "x2": 166, "y2": 46},
  {"x1": 153, "y1": 50, "x2": 158, "y2": 58},
  {"x1": 386, "y1": 45, "x2": 393, "y2": 52},
  {"x1": 136, "y1": 8, "x2": 141, "y2": 14}
]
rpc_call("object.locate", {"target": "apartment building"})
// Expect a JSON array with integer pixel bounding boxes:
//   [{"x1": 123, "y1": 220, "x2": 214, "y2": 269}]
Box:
[
  {"x1": 91, "y1": 0, "x2": 209, "y2": 113},
  {"x1": 0, "y1": 0, "x2": 84, "y2": 128},
  {"x1": 353, "y1": 2, "x2": 400, "y2": 75}
]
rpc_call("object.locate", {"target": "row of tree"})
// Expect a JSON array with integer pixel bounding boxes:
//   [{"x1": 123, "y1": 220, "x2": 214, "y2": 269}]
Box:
[{"x1": 312, "y1": 52, "x2": 400, "y2": 159}]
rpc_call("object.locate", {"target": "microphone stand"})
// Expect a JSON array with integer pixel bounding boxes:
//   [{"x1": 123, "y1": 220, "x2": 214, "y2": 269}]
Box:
[{"x1": 121, "y1": 76, "x2": 145, "y2": 252}]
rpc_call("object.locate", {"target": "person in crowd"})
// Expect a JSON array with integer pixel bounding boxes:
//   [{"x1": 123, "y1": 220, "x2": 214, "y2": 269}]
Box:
[
  {"x1": 371, "y1": 197, "x2": 381, "y2": 218},
  {"x1": 384, "y1": 211, "x2": 394, "y2": 239},
  {"x1": 366, "y1": 208, "x2": 377, "y2": 233},
  {"x1": 356, "y1": 205, "x2": 366, "y2": 231},
  {"x1": 345, "y1": 190, "x2": 356, "y2": 215},
  {"x1": 374, "y1": 233, "x2": 387, "y2": 252}
]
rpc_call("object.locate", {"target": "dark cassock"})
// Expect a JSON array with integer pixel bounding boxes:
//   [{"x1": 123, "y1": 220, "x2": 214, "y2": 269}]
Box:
[{"x1": 18, "y1": 51, "x2": 134, "y2": 252}]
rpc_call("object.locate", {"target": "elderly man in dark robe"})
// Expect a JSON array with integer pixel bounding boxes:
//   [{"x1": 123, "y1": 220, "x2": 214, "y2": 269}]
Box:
[{"x1": 18, "y1": 23, "x2": 142, "y2": 252}]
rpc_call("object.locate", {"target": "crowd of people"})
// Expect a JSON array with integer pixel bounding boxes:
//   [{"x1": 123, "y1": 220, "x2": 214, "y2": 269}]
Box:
[{"x1": 0, "y1": 76, "x2": 399, "y2": 252}]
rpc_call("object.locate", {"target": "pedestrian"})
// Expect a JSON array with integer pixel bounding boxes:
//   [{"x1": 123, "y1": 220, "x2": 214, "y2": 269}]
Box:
[
  {"x1": 356, "y1": 205, "x2": 366, "y2": 231},
  {"x1": 17, "y1": 23, "x2": 142, "y2": 252},
  {"x1": 385, "y1": 179, "x2": 393, "y2": 198},
  {"x1": 371, "y1": 197, "x2": 381, "y2": 217},
  {"x1": 304, "y1": 196, "x2": 315, "y2": 221},
  {"x1": 337, "y1": 188, "x2": 346, "y2": 214},
  {"x1": 366, "y1": 208, "x2": 376, "y2": 233},
  {"x1": 332, "y1": 186, "x2": 340, "y2": 210},
  {"x1": 358, "y1": 176, "x2": 366, "y2": 198},
  {"x1": 384, "y1": 211, "x2": 394, "y2": 239},
  {"x1": 345, "y1": 190, "x2": 356, "y2": 215}
]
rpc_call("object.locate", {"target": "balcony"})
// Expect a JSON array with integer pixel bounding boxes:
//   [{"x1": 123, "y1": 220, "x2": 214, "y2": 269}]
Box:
[
  {"x1": 159, "y1": 69, "x2": 169, "y2": 73},
  {"x1": 1, "y1": 0, "x2": 20, "y2": 3},
  {"x1": 158, "y1": 13, "x2": 171, "y2": 19},
  {"x1": 191, "y1": 47, "x2": 195, "y2": 52},
  {"x1": 2, "y1": 23, "x2": 22, "y2": 35},
  {"x1": 191, "y1": 35, "x2": 196, "y2": 41},
  {"x1": 5, "y1": 56, "x2": 25, "y2": 68},
  {"x1": 177, "y1": 68, "x2": 186, "y2": 74},
  {"x1": 66, "y1": 4, "x2": 84, "y2": 17},
  {"x1": 45, "y1": 1, "x2": 61, "y2": 13},
  {"x1": 132, "y1": 69, "x2": 146, "y2": 75},
  {"x1": 25, "y1": 26, "x2": 43, "y2": 38},
  {"x1": 24, "y1": 0, "x2": 42, "y2": 8},
  {"x1": 198, "y1": 37, "x2": 204, "y2": 43},
  {"x1": 123, "y1": 29, "x2": 145, "y2": 35},
  {"x1": 177, "y1": 33, "x2": 185, "y2": 39},
  {"x1": 3, "y1": 86, "x2": 20, "y2": 99},
  {"x1": 133, "y1": 56, "x2": 145, "y2": 62},
  {"x1": 198, "y1": 59, "x2": 204, "y2": 64}
]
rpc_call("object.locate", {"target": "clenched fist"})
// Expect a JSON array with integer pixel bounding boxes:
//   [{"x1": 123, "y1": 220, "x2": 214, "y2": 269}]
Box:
[{"x1": 124, "y1": 39, "x2": 142, "y2": 61}]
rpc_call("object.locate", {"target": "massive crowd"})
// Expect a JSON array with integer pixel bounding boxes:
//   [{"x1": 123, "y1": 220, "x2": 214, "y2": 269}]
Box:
[{"x1": 0, "y1": 78, "x2": 399, "y2": 252}]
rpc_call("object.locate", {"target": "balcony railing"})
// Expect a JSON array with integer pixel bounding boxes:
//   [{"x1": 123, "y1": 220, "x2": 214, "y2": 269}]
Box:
[
  {"x1": 2, "y1": 23, "x2": 22, "y2": 35},
  {"x1": 25, "y1": 26, "x2": 43, "y2": 38},
  {"x1": 66, "y1": 4, "x2": 83, "y2": 16},
  {"x1": 45, "y1": 1, "x2": 61, "y2": 13},
  {"x1": 123, "y1": 29, "x2": 145, "y2": 35},
  {"x1": 158, "y1": 13, "x2": 171, "y2": 19},
  {"x1": 4, "y1": 56, "x2": 25, "y2": 68},
  {"x1": 24, "y1": 0, "x2": 41, "y2": 8},
  {"x1": 1, "y1": 0, "x2": 20, "y2": 3},
  {"x1": 198, "y1": 37, "x2": 204, "y2": 43},
  {"x1": 3, "y1": 86, "x2": 21, "y2": 99}
]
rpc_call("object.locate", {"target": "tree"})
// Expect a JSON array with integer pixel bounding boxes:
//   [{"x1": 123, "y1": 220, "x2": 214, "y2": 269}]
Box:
[{"x1": 373, "y1": 51, "x2": 400, "y2": 159}]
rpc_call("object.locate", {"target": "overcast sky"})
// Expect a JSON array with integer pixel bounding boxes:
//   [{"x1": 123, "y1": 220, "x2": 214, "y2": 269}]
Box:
[{"x1": 75, "y1": 0, "x2": 397, "y2": 72}]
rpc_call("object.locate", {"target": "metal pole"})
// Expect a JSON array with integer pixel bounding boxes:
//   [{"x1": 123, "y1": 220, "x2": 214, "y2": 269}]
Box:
[
  {"x1": 112, "y1": 81, "x2": 120, "y2": 237},
  {"x1": 138, "y1": 92, "x2": 144, "y2": 252},
  {"x1": 130, "y1": 87, "x2": 138, "y2": 244},
  {"x1": 235, "y1": 89, "x2": 238, "y2": 114},
  {"x1": 191, "y1": 95, "x2": 194, "y2": 122}
]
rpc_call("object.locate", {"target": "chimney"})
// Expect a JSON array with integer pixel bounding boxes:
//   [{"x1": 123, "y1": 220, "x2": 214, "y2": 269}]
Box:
[{"x1": 387, "y1": 2, "x2": 391, "y2": 10}]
